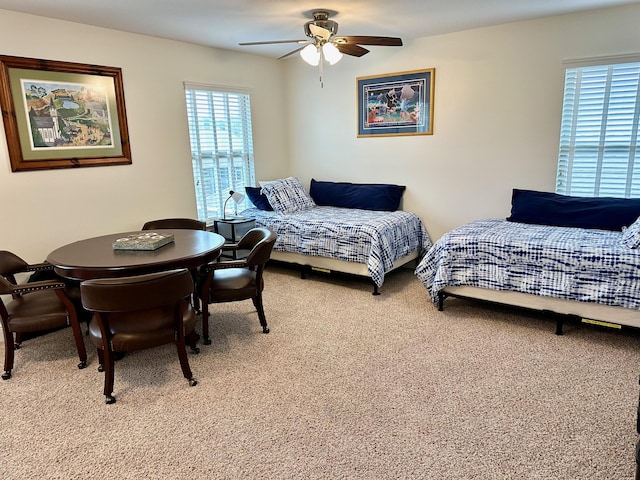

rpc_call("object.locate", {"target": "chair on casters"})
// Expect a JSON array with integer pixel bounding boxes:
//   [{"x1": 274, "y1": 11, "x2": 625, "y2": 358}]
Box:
[
  {"x1": 199, "y1": 227, "x2": 277, "y2": 345},
  {"x1": 0, "y1": 250, "x2": 87, "y2": 380},
  {"x1": 80, "y1": 268, "x2": 198, "y2": 404},
  {"x1": 142, "y1": 217, "x2": 208, "y2": 315}
]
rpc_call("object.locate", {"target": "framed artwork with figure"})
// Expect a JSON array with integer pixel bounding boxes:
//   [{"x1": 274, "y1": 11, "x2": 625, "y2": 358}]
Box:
[
  {"x1": 357, "y1": 68, "x2": 435, "y2": 137},
  {"x1": 0, "y1": 55, "x2": 132, "y2": 172}
]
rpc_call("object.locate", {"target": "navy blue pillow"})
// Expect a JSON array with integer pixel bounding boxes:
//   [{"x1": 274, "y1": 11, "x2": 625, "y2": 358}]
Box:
[
  {"x1": 506, "y1": 189, "x2": 640, "y2": 231},
  {"x1": 309, "y1": 179, "x2": 405, "y2": 211},
  {"x1": 245, "y1": 186, "x2": 273, "y2": 211}
]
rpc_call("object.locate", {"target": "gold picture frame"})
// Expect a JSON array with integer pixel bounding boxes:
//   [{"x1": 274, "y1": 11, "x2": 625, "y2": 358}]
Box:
[{"x1": 0, "y1": 55, "x2": 132, "y2": 171}]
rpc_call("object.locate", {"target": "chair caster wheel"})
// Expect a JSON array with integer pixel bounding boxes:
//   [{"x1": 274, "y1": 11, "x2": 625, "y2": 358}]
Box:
[
  {"x1": 105, "y1": 395, "x2": 116, "y2": 404},
  {"x1": 190, "y1": 347, "x2": 200, "y2": 354},
  {"x1": 97, "y1": 364, "x2": 105, "y2": 373},
  {"x1": 78, "y1": 361, "x2": 87, "y2": 369},
  {"x1": 1, "y1": 371, "x2": 11, "y2": 380},
  {"x1": 204, "y1": 338, "x2": 212, "y2": 345},
  {"x1": 263, "y1": 326, "x2": 270, "y2": 334},
  {"x1": 189, "y1": 378, "x2": 198, "y2": 387}
]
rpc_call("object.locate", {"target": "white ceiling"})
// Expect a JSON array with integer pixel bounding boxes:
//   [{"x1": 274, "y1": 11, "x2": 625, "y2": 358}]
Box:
[{"x1": 0, "y1": 0, "x2": 636, "y2": 59}]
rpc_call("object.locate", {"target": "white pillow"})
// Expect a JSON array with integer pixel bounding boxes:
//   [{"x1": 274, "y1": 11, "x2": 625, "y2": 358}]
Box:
[
  {"x1": 621, "y1": 217, "x2": 640, "y2": 248},
  {"x1": 260, "y1": 177, "x2": 315, "y2": 214}
]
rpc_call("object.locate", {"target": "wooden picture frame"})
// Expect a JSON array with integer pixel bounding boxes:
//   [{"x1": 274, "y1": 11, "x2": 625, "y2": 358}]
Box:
[
  {"x1": 357, "y1": 68, "x2": 435, "y2": 137},
  {"x1": 0, "y1": 55, "x2": 132, "y2": 171}
]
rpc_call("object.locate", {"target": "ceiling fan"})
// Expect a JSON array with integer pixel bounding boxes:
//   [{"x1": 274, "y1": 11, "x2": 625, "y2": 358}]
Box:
[{"x1": 239, "y1": 10, "x2": 403, "y2": 85}]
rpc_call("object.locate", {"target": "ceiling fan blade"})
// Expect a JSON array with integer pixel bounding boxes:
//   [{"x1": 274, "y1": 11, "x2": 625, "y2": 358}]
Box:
[
  {"x1": 239, "y1": 39, "x2": 307, "y2": 46},
  {"x1": 278, "y1": 45, "x2": 308, "y2": 60},
  {"x1": 334, "y1": 36, "x2": 403, "y2": 47},
  {"x1": 308, "y1": 24, "x2": 332, "y2": 41},
  {"x1": 335, "y1": 43, "x2": 369, "y2": 57}
]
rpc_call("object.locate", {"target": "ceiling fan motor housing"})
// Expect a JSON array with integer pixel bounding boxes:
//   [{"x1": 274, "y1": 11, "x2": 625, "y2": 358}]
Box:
[
  {"x1": 304, "y1": 11, "x2": 338, "y2": 39},
  {"x1": 239, "y1": 8, "x2": 402, "y2": 62}
]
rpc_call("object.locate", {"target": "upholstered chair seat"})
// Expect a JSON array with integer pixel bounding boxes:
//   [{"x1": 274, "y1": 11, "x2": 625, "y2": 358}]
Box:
[
  {"x1": 208, "y1": 268, "x2": 258, "y2": 301},
  {"x1": 6, "y1": 290, "x2": 69, "y2": 332},
  {"x1": 87, "y1": 304, "x2": 197, "y2": 352}
]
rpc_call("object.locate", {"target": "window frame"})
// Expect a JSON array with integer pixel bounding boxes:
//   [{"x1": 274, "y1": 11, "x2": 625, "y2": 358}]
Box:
[
  {"x1": 556, "y1": 53, "x2": 640, "y2": 198},
  {"x1": 184, "y1": 83, "x2": 255, "y2": 224}
]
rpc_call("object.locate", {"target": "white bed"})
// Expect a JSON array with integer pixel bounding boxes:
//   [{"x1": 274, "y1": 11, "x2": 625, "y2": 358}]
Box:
[
  {"x1": 416, "y1": 218, "x2": 640, "y2": 334},
  {"x1": 244, "y1": 205, "x2": 430, "y2": 294}
]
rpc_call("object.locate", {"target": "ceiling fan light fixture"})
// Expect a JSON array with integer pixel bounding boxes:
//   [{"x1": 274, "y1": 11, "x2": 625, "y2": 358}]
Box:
[
  {"x1": 322, "y1": 42, "x2": 343, "y2": 65},
  {"x1": 239, "y1": 9, "x2": 403, "y2": 77},
  {"x1": 300, "y1": 44, "x2": 320, "y2": 66}
]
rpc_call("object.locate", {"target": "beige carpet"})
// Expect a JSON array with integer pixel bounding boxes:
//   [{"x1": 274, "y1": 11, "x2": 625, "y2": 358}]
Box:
[{"x1": 1, "y1": 264, "x2": 639, "y2": 479}]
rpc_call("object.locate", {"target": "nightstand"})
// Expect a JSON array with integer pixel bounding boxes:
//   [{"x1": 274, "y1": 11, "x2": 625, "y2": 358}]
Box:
[{"x1": 211, "y1": 217, "x2": 256, "y2": 259}]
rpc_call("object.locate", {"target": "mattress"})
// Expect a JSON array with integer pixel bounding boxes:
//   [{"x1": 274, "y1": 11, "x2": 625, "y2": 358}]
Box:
[
  {"x1": 415, "y1": 219, "x2": 640, "y2": 311},
  {"x1": 242, "y1": 206, "x2": 430, "y2": 287}
]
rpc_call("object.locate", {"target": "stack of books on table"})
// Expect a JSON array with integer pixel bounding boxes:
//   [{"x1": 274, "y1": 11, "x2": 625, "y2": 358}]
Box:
[{"x1": 112, "y1": 232, "x2": 175, "y2": 251}]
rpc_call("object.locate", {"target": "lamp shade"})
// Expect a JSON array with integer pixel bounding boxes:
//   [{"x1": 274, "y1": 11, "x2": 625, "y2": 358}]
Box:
[
  {"x1": 300, "y1": 44, "x2": 320, "y2": 66},
  {"x1": 322, "y1": 43, "x2": 343, "y2": 65},
  {"x1": 230, "y1": 191, "x2": 244, "y2": 203},
  {"x1": 223, "y1": 190, "x2": 245, "y2": 219}
]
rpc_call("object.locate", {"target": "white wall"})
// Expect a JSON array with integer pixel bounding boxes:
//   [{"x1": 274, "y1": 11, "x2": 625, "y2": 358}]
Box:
[
  {"x1": 1, "y1": 4, "x2": 640, "y2": 264},
  {"x1": 0, "y1": 9, "x2": 289, "y2": 263},
  {"x1": 284, "y1": 4, "x2": 640, "y2": 241}
]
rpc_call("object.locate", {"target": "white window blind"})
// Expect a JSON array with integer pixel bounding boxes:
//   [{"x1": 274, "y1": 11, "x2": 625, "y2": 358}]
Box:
[
  {"x1": 556, "y1": 60, "x2": 640, "y2": 197},
  {"x1": 184, "y1": 84, "x2": 255, "y2": 223}
]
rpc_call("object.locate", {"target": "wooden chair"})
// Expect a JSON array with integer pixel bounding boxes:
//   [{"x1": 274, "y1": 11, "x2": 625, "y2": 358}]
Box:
[
  {"x1": 199, "y1": 227, "x2": 276, "y2": 345},
  {"x1": 80, "y1": 268, "x2": 198, "y2": 404},
  {"x1": 0, "y1": 251, "x2": 87, "y2": 380}
]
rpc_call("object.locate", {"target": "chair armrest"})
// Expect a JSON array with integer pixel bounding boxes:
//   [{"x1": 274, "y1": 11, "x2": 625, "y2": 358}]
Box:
[
  {"x1": 24, "y1": 262, "x2": 54, "y2": 273},
  {"x1": 202, "y1": 259, "x2": 245, "y2": 272},
  {"x1": 12, "y1": 279, "x2": 65, "y2": 295}
]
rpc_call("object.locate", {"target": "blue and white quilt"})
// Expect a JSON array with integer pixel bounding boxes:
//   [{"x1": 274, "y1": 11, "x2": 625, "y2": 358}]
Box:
[
  {"x1": 415, "y1": 219, "x2": 640, "y2": 310},
  {"x1": 242, "y1": 206, "x2": 431, "y2": 287}
]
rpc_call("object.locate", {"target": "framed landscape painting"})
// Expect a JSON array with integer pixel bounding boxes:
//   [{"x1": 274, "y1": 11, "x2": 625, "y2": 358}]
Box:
[
  {"x1": 357, "y1": 68, "x2": 435, "y2": 137},
  {"x1": 0, "y1": 55, "x2": 132, "y2": 171}
]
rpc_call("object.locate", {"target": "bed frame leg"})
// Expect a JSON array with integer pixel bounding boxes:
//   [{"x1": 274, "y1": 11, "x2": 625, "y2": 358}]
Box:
[
  {"x1": 372, "y1": 284, "x2": 380, "y2": 296},
  {"x1": 555, "y1": 318, "x2": 564, "y2": 335},
  {"x1": 300, "y1": 266, "x2": 307, "y2": 279},
  {"x1": 437, "y1": 291, "x2": 445, "y2": 311}
]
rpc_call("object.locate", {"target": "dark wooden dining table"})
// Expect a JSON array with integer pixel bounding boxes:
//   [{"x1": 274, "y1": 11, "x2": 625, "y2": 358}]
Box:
[{"x1": 47, "y1": 229, "x2": 225, "y2": 281}]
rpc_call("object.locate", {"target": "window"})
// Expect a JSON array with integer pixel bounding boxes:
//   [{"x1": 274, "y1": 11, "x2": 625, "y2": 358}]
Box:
[
  {"x1": 184, "y1": 83, "x2": 255, "y2": 224},
  {"x1": 556, "y1": 56, "x2": 640, "y2": 198}
]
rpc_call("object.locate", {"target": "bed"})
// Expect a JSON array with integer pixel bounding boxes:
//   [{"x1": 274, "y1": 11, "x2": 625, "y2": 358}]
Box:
[
  {"x1": 415, "y1": 189, "x2": 640, "y2": 334},
  {"x1": 243, "y1": 177, "x2": 431, "y2": 294}
]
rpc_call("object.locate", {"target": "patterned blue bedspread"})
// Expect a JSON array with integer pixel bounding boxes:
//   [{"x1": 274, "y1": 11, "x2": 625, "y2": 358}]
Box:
[
  {"x1": 415, "y1": 219, "x2": 640, "y2": 310},
  {"x1": 242, "y1": 206, "x2": 431, "y2": 287}
]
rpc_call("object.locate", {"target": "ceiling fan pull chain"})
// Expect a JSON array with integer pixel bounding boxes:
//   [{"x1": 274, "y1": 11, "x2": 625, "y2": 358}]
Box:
[{"x1": 319, "y1": 49, "x2": 324, "y2": 88}]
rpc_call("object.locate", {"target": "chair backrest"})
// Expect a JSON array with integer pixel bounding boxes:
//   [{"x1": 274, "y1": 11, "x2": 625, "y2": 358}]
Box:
[
  {"x1": 237, "y1": 228, "x2": 277, "y2": 268},
  {"x1": 80, "y1": 269, "x2": 194, "y2": 313},
  {"x1": 0, "y1": 251, "x2": 30, "y2": 295},
  {"x1": 141, "y1": 218, "x2": 206, "y2": 231},
  {"x1": 0, "y1": 251, "x2": 28, "y2": 278}
]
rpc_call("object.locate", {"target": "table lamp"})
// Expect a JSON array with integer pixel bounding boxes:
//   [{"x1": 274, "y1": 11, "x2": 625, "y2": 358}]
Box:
[{"x1": 223, "y1": 190, "x2": 245, "y2": 219}]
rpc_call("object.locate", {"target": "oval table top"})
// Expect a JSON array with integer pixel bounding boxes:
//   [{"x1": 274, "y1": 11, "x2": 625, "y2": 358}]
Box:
[{"x1": 47, "y1": 229, "x2": 225, "y2": 281}]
